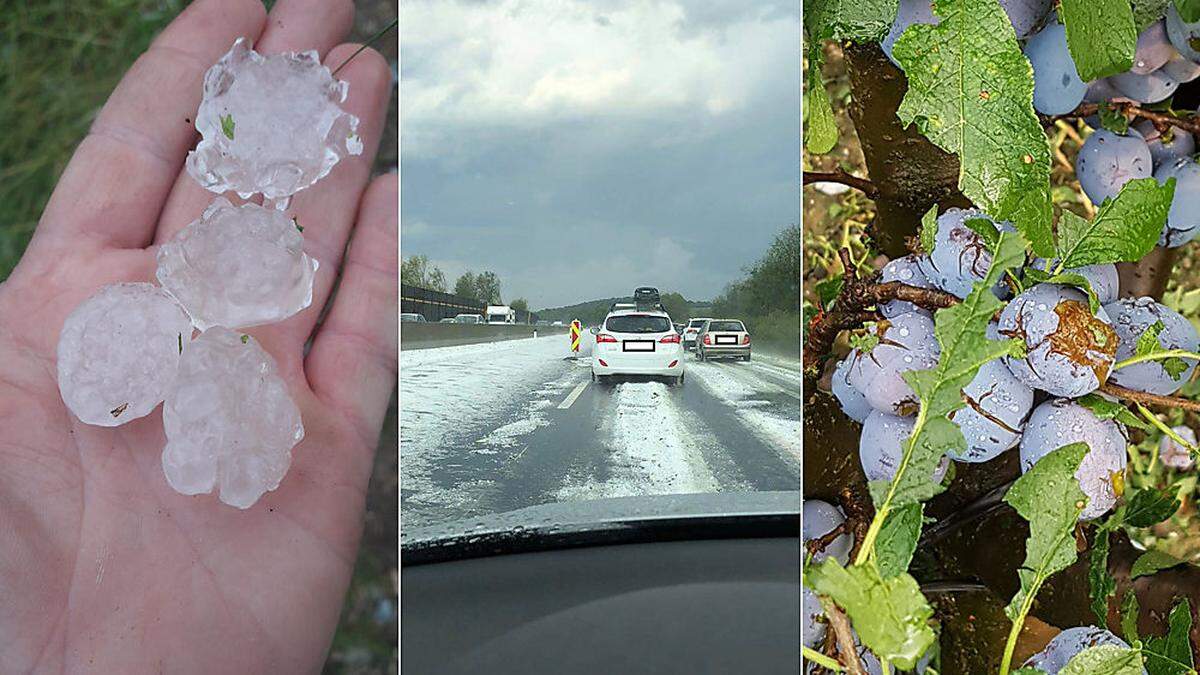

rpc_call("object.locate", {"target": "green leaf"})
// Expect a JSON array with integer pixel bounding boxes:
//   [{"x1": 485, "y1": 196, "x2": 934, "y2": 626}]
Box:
[
  {"x1": 1143, "y1": 598, "x2": 1194, "y2": 675},
  {"x1": 1176, "y1": 0, "x2": 1200, "y2": 23},
  {"x1": 1061, "y1": 0, "x2": 1138, "y2": 80},
  {"x1": 1134, "y1": 0, "x2": 1171, "y2": 30},
  {"x1": 1120, "y1": 588, "x2": 1141, "y2": 644},
  {"x1": 803, "y1": 0, "x2": 898, "y2": 42},
  {"x1": 1134, "y1": 320, "x2": 1192, "y2": 380},
  {"x1": 1098, "y1": 103, "x2": 1130, "y2": 135},
  {"x1": 919, "y1": 205, "x2": 939, "y2": 255},
  {"x1": 894, "y1": 0, "x2": 1054, "y2": 256},
  {"x1": 805, "y1": 558, "x2": 935, "y2": 669},
  {"x1": 1090, "y1": 527, "x2": 1116, "y2": 625},
  {"x1": 1124, "y1": 486, "x2": 1181, "y2": 527},
  {"x1": 220, "y1": 113, "x2": 235, "y2": 140},
  {"x1": 1130, "y1": 549, "x2": 1186, "y2": 578},
  {"x1": 1012, "y1": 669, "x2": 1050, "y2": 675},
  {"x1": 1060, "y1": 645, "x2": 1146, "y2": 675},
  {"x1": 816, "y1": 275, "x2": 844, "y2": 310},
  {"x1": 805, "y1": 49, "x2": 839, "y2": 155},
  {"x1": 876, "y1": 503, "x2": 924, "y2": 578},
  {"x1": 964, "y1": 216, "x2": 1001, "y2": 248},
  {"x1": 1004, "y1": 442, "x2": 1089, "y2": 622},
  {"x1": 1076, "y1": 393, "x2": 1154, "y2": 431},
  {"x1": 850, "y1": 327, "x2": 881, "y2": 354},
  {"x1": 1055, "y1": 177, "x2": 1177, "y2": 268},
  {"x1": 240, "y1": 334, "x2": 249, "y2": 344}
]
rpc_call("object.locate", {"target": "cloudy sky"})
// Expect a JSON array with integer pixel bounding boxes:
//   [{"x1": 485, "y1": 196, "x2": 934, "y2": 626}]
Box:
[{"x1": 400, "y1": 0, "x2": 799, "y2": 309}]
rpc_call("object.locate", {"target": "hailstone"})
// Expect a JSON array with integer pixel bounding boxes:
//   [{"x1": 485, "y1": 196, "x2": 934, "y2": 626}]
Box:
[
  {"x1": 186, "y1": 38, "x2": 363, "y2": 200},
  {"x1": 57, "y1": 283, "x2": 193, "y2": 427},
  {"x1": 162, "y1": 327, "x2": 304, "y2": 509},
  {"x1": 156, "y1": 198, "x2": 318, "y2": 330}
]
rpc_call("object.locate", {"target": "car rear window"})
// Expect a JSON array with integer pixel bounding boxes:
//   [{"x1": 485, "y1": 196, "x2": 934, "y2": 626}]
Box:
[
  {"x1": 606, "y1": 315, "x2": 672, "y2": 334},
  {"x1": 687, "y1": 320, "x2": 706, "y2": 328},
  {"x1": 708, "y1": 321, "x2": 745, "y2": 332}
]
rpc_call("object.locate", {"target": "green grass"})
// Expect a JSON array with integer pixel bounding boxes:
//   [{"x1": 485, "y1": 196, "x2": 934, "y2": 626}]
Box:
[{"x1": 2, "y1": 2, "x2": 399, "y2": 672}]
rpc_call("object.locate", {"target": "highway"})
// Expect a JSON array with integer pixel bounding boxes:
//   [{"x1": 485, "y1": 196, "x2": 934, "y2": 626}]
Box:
[{"x1": 400, "y1": 335, "x2": 800, "y2": 528}]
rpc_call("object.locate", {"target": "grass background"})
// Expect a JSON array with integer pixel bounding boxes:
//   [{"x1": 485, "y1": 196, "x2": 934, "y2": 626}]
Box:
[{"x1": 1, "y1": 1, "x2": 399, "y2": 672}]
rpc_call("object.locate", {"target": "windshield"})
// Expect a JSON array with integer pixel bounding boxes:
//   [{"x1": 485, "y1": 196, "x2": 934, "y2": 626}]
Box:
[
  {"x1": 605, "y1": 314, "x2": 672, "y2": 334},
  {"x1": 399, "y1": 4, "x2": 800, "y2": 535},
  {"x1": 708, "y1": 321, "x2": 745, "y2": 332}
]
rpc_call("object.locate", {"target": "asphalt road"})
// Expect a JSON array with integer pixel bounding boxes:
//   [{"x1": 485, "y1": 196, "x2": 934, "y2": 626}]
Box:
[{"x1": 400, "y1": 335, "x2": 800, "y2": 529}]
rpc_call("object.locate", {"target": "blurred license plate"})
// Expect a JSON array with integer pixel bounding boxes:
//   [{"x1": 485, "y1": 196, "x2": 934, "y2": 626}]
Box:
[
  {"x1": 623, "y1": 341, "x2": 655, "y2": 352},
  {"x1": 716, "y1": 336, "x2": 737, "y2": 344}
]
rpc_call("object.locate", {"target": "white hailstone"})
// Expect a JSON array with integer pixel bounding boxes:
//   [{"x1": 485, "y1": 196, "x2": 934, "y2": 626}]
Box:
[
  {"x1": 162, "y1": 327, "x2": 303, "y2": 509},
  {"x1": 56, "y1": 283, "x2": 192, "y2": 427},
  {"x1": 186, "y1": 38, "x2": 363, "y2": 200},
  {"x1": 156, "y1": 197, "x2": 319, "y2": 330}
]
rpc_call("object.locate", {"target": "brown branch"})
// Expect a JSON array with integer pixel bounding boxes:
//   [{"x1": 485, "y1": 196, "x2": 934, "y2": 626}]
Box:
[
  {"x1": 1044, "y1": 102, "x2": 1200, "y2": 136},
  {"x1": 1099, "y1": 382, "x2": 1200, "y2": 414},
  {"x1": 804, "y1": 170, "x2": 880, "y2": 199},
  {"x1": 806, "y1": 521, "x2": 850, "y2": 559},
  {"x1": 804, "y1": 248, "x2": 960, "y2": 372},
  {"x1": 820, "y1": 596, "x2": 867, "y2": 675}
]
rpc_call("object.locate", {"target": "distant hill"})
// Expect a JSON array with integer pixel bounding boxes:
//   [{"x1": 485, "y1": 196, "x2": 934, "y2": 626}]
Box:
[{"x1": 536, "y1": 293, "x2": 712, "y2": 326}]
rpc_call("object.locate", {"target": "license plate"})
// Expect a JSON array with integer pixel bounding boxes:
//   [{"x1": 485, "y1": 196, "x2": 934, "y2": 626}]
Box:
[
  {"x1": 716, "y1": 335, "x2": 737, "y2": 345},
  {"x1": 623, "y1": 340, "x2": 655, "y2": 352}
]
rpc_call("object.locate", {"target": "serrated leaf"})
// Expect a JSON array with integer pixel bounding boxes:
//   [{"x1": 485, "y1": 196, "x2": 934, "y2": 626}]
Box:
[
  {"x1": 1004, "y1": 442, "x2": 1089, "y2": 622},
  {"x1": 1121, "y1": 588, "x2": 1141, "y2": 644},
  {"x1": 1133, "y1": 320, "x2": 1191, "y2": 380},
  {"x1": 1060, "y1": 645, "x2": 1146, "y2": 675},
  {"x1": 1044, "y1": 271, "x2": 1101, "y2": 314},
  {"x1": 1061, "y1": 0, "x2": 1137, "y2": 80},
  {"x1": 1134, "y1": 0, "x2": 1171, "y2": 30},
  {"x1": 804, "y1": 0, "x2": 898, "y2": 41},
  {"x1": 920, "y1": 205, "x2": 939, "y2": 255},
  {"x1": 816, "y1": 275, "x2": 844, "y2": 310},
  {"x1": 805, "y1": 557, "x2": 935, "y2": 669},
  {"x1": 1098, "y1": 102, "x2": 1130, "y2": 135},
  {"x1": 1124, "y1": 486, "x2": 1181, "y2": 527},
  {"x1": 894, "y1": 0, "x2": 1053, "y2": 256},
  {"x1": 1130, "y1": 549, "x2": 1186, "y2": 578},
  {"x1": 1056, "y1": 177, "x2": 1176, "y2": 268},
  {"x1": 876, "y1": 503, "x2": 924, "y2": 578},
  {"x1": 805, "y1": 49, "x2": 839, "y2": 154},
  {"x1": 1076, "y1": 393, "x2": 1154, "y2": 430},
  {"x1": 1090, "y1": 527, "x2": 1116, "y2": 625},
  {"x1": 1176, "y1": 0, "x2": 1200, "y2": 23},
  {"x1": 1144, "y1": 598, "x2": 1194, "y2": 675}
]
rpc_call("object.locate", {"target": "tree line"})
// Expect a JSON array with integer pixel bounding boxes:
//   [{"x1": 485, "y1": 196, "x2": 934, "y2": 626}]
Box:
[{"x1": 401, "y1": 255, "x2": 527, "y2": 311}]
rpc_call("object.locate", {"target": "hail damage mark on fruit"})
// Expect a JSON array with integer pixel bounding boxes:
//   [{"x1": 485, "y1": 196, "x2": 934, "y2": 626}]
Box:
[
  {"x1": 958, "y1": 386, "x2": 1022, "y2": 435},
  {"x1": 1047, "y1": 301, "x2": 1119, "y2": 383}
]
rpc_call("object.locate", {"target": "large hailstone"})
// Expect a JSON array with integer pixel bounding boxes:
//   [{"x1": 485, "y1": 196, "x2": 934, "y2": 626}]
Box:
[
  {"x1": 157, "y1": 198, "x2": 318, "y2": 330},
  {"x1": 162, "y1": 327, "x2": 304, "y2": 509},
  {"x1": 186, "y1": 38, "x2": 363, "y2": 200},
  {"x1": 57, "y1": 283, "x2": 193, "y2": 427}
]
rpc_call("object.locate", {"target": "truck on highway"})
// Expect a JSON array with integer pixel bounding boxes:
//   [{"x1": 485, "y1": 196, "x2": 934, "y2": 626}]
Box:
[{"x1": 486, "y1": 305, "x2": 517, "y2": 324}]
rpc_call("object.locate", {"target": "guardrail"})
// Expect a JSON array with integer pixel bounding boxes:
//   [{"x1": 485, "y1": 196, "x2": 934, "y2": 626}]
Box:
[{"x1": 400, "y1": 323, "x2": 570, "y2": 350}]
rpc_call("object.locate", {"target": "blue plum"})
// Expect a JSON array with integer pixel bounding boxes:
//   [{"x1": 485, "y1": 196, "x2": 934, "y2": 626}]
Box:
[
  {"x1": 881, "y1": 0, "x2": 938, "y2": 67},
  {"x1": 802, "y1": 587, "x2": 825, "y2": 649},
  {"x1": 1132, "y1": 20, "x2": 1175, "y2": 74},
  {"x1": 1155, "y1": 156, "x2": 1200, "y2": 246},
  {"x1": 1076, "y1": 128, "x2": 1153, "y2": 206},
  {"x1": 1166, "y1": 3, "x2": 1200, "y2": 63},
  {"x1": 860, "y1": 410, "x2": 949, "y2": 484},
  {"x1": 1109, "y1": 69, "x2": 1180, "y2": 104},
  {"x1": 1000, "y1": 0, "x2": 1054, "y2": 39},
  {"x1": 1162, "y1": 51, "x2": 1200, "y2": 82},
  {"x1": 879, "y1": 255, "x2": 936, "y2": 318},
  {"x1": 832, "y1": 357, "x2": 872, "y2": 423},
  {"x1": 1022, "y1": 626, "x2": 1141, "y2": 674},
  {"x1": 1019, "y1": 399, "x2": 1128, "y2": 521},
  {"x1": 847, "y1": 312, "x2": 940, "y2": 415},
  {"x1": 803, "y1": 499, "x2": 852, "y2": 565},
  {"x1": 918, "y1": 208, "x2": 1014, "y2": 299},
  {"x1": 1134, "y1": 120, "x2": 1195, "y2": 168},
  {"x1": 1028, "y1": 258, "x2": 1120, "y2": 303},
  {"x1": 1105, "y1": 297, "x2": 1199, "y2": 394},
  {"x1": 1159, "y1": 425, "x2": 1197, "y2": 470},
  {"x1": 1026, "y1": 22, "x2": 1087, "y2": 115},
  {"x1": 947, "y1": 358, "x2": 1034, "y2": 463},
  {"x1": 998, "y1": 284, "x2": 1118, "y2": 398}
]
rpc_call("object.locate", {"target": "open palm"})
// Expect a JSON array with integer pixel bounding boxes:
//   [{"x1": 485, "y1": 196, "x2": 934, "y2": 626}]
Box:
[{"x1": 0, "y1": 0, "x2": 396, "y2": 671}]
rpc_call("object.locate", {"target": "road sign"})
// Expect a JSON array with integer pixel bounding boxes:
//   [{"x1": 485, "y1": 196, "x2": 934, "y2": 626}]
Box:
[{"x1": 570, "y1": 320, "x2": 581, "y2": 352}]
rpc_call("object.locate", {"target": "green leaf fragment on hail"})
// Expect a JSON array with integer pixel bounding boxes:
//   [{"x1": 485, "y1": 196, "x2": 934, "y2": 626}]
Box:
[{"x1": 893, "y1": 0, "x2": 1054, "y2": 256}]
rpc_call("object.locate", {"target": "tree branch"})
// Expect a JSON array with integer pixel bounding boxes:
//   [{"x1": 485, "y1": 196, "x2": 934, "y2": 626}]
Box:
[
  {"x1": 820, "y1": 596, "x2": 867, "y2": 675},
  {"x1": 804, "y1": 170, "x2": 880, "y2": 199},
  {"x1": 1099, "y1": 382, "x2": 1200, "y2": 414},
  {"x1": 1044, "y1": 101, "x2": 1200, "y2": 136}
]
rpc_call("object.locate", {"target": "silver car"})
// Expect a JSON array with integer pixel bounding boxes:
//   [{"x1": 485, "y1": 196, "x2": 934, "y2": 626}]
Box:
[{"x1": 695, "y1": 319, "x2": 750, "y2": 361}]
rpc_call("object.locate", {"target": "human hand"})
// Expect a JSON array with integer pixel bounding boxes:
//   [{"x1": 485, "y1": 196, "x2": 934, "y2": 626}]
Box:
[{"x1": 0, "y1": 0, "x2": 396, "y2": 671}]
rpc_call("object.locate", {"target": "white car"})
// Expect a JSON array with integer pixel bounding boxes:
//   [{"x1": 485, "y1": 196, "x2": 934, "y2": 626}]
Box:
[
  {"x1": 682, "y1": 317, "x2": 712, "y2": 351},
  {"x1": 591, "y1": 308, "x2": 685, "y2": 385}
]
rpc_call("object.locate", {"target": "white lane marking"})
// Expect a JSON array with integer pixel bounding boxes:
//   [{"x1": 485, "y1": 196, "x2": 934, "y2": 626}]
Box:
[{"x1": 557, "y1": 381, "x2": 589, "y2": 409}]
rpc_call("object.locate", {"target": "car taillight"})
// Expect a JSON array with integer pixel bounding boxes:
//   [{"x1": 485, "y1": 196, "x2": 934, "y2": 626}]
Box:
[
  {"x1": 703, "y1": 334, "x2": 711, "y2": 345},
  {"x1": 742, "y1": 334, "x2": 751, "y2": 345},
  {"x1": 660, "y1": 334, "x2": 681, "y2": 344},
  {"x1": 596, "y1": 333, "x2": 617, "y2": 343}
]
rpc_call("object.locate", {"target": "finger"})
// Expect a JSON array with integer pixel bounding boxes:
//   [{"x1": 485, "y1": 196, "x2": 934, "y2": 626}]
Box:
[
  {"x1": 27, "y1": 0, "x2": 267, "y2": 255},
  {"x1": 305, "y1": 173, "x2": 397, "y2": 445},
  {"x1": 153, "y1": 0, "x2": 355, "y2": 245}
]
